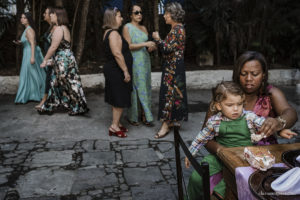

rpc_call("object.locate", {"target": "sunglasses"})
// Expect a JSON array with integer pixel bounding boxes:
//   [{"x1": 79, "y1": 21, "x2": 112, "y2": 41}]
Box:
[{"x1": 133, "y1": 11, "x2": 143, "y2": 15}]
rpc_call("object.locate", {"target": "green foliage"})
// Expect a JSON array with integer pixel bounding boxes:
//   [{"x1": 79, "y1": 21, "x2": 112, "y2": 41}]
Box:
[{"x1": 186, "y1": 0, "x2": 300, "y2": 65}]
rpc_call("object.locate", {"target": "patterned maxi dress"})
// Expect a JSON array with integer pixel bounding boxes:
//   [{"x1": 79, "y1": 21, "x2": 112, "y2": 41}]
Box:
[
  {"x1": 125, "y1": 23, "x2": 153, "y2": 123},
  {"x1": 15, "y1": 26, "x2": 46, "y2": 103},
  {"x1": 39, "y1": 28, "x2": 88, "y2": 115},
  {"x1": 156, "y1": 24, "x2": 188, "y2": 122}
]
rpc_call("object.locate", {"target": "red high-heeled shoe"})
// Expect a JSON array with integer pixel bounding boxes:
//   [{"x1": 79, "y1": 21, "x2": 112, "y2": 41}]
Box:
[
  {"x1": 119, "y1": 126, "x2": 128, "y2": 132},
  {"x1": 109, "y1": 128, "x2": 127, "y2": 138}
]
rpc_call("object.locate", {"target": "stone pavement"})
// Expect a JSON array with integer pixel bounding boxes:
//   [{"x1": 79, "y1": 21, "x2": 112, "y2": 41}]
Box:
[{"x1": 0, "y1": 87, "x2": 300, "y2": 200}]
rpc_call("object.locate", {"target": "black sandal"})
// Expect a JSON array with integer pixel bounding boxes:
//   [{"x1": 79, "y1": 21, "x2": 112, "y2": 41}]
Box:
[{"x1": 127, "y1": 118, "x2": 140, "y2": 126}]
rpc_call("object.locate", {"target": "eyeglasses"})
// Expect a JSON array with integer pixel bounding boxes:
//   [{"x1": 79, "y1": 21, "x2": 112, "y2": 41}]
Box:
[{"x1": 133, "y1": 11, "x2": 142, "y2": 15}]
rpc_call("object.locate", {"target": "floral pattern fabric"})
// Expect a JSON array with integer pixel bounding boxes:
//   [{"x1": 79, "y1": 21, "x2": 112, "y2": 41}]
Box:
[
  {"x1": 156, "y1": 24, "x2": 188, "y2": 122},
  {"x1": 40, "y1": 30, "x2": 88, "y2": 115}
]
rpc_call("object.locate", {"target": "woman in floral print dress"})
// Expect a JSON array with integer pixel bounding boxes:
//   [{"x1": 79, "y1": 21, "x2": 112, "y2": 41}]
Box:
[
  {"x1": 152, "y1": 2, "x2": 188, "y2": 138},
  {"x1": 38, "y1": 7, "x2": 88, "y2": 115}
]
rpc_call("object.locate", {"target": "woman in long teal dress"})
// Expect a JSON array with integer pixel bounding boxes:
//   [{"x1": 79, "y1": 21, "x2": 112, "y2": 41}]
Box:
[
  {"x1": 123, "y1": 5, "x2": 156, "y2": 126},
  {"x1": 14, "y1": 13, "x2": 46, "y2": 104}
]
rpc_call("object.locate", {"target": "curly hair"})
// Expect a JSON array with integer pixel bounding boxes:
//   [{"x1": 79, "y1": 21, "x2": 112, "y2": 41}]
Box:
[
  {"x1": 210, "y1": 81, "x2": 245, "y2": 114},
  {"x1": 165, "y1": 2, "x2": 185, "y2": 23}
]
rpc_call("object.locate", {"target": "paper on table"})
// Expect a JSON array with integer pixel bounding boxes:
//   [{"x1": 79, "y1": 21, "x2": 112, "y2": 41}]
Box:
[{"x1": 271, "y1": 167, "x2": 300, "y2": 195}]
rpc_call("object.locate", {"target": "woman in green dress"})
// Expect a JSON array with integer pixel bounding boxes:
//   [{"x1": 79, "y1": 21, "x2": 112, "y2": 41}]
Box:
[
  {"x1": 123, "y1": 4, "x2": 155, "y2": 126},
  {"x1": 14, "y1": 12, "x2": 46, "y2": 104}
]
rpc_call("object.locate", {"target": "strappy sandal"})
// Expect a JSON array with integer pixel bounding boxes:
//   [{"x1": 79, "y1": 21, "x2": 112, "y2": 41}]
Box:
[
  {"x1": 141, "y1": 114, "x2": 154, "y2": 127},
  {"x1": 109, "y1": 127, "x2": 127, "y2": 138},
  {"x1": 154, "y1": 128, "x2": 170, "y2": 139},
  {"x1": 119, "y1": 126, "x2": 128, "y2": 132},
  {"x1": 37, "y1": 109, "x2": 53, "y2": 115},
  {"x1": 126, "y1": 118, "x2": 139, "y2": 126}
]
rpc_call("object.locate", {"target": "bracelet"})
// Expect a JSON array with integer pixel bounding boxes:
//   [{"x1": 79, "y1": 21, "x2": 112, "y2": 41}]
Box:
[{"x1": 276, "y1": 116, "x2": 287, "y2": 130}]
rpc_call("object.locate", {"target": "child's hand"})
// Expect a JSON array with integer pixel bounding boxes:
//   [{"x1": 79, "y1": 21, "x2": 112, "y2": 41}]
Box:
[
  {"x1": 185, "y1": 157, "x2": 190, "y2": 168},
  {"x1": 279, "y1": 129, "x2": 297, "y2": 139}
]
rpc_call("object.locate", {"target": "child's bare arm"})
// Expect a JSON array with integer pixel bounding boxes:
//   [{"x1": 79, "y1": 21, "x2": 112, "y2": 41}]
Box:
[{"x1": 278, "y1": 129, "x2": 297, "y2": 139}]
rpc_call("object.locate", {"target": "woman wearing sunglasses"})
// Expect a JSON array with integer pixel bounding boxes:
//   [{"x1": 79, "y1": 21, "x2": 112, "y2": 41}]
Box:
[
  {"x1": 152, "y1": 2, "x2": 188, "y2": 138},
  {"x1": 123, "y1": 5, "x2": 156, "y2": 127}
]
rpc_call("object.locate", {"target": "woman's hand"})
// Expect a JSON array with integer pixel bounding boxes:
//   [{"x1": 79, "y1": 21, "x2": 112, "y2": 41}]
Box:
[
  {"x1": 145, "y1": 41, "x2": 156, "y2": 48},
  {"x1": 30, "y1": 57, "x2": 35, "y2": 65},
  {"x1": 259, "y1": 117, "x2": 282, "y2": 137},
  {"x1": 40, "y1": 60, "x2": 47, "y2": 68},
  {"x1": 279, "y1": 129, "x2": 297, "y2": 139},
  {"x1": 13, "y1": 40, "x2": 21, "y2": 45},
  {"x1": 123, "y1": 70, "x2": 131, "y2": 83},
  {"x1": 152, "y1": 31, "x2": 160, "y2": 41},
  {"x1": 185, "y1": 157, "x2": 190, "y2": 168}
]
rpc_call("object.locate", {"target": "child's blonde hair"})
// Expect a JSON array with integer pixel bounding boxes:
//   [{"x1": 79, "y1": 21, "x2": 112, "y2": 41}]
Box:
[{"x1": 210, "y1": 81, "x2": 245, "y2": 114}]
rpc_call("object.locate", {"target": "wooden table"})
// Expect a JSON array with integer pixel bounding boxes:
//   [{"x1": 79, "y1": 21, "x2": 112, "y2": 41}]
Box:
[{"x1": 217, "y1": 143, "x2": 300, "y2": 200}]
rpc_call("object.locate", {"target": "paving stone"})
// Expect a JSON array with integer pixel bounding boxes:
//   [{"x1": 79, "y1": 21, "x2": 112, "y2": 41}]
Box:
[
  {"x1": 157, "y1": 142, "x2": 174, "y2": 153},
  {"x1": 122, "y1": 148, "x2": 159, "y2": 163},
  {"x1": 4, "y1": 153, "x2": 17, "y2": 158},
  {"x1": 104, "y1": 188, "x2": 114, "y2": 193},
  {"x1": 0, "y1": 166, "x2": 13, "y2": 174},
  {"x1": 95, "y1": 140, "x2": 110, "y2": 151},
  {"x1": 120, "y1": 196, "x2": 133, "y2": 200},
  {"x1": 21, "y1": 197, "x2": 60, "y2": 200},
  {"x1": 81, "y1": 151, "x2": 115, "y2": 166},
  {"x1": 0, "y1": 143, "x2": 17, "y2": 151},
  {"x1": 3, "y1": 157, "x2": 24, "y2": 165},
  {"x1": 0, "y1": 174, "x2": 8, "y2": 184},
  {"x1": 78, "y1": 196, "x2": 92, "y2": 200},
  {"x1": 161, "y1": 170, "x2": 173, "y2": 176},
  {"x1": 16, "y1": 169, "x2": 75, "y2": 198},
  {"x1": 17, "y1": 142, "x2": 35, "y2": 150},
  {"x1": 81, "y1": 140, "x2": 95, "y2": 151},
  {"x1": 71, "y1": 168, "x2": 117, "y2": 192},
  {"x1": 120, "y1": 184, "x2": 128, "y2": 190},
  {"x1": 131, "y1": 185, "x2": 176, "y2": 200},
  {"x1": 88, "y1": 189, "x2": 103, "y2": 196},
  {"x1": 118, "y1": 139, "x2": 149, "y2": 146},
  {"x1": 45, "y1": 141, "x2": 75, "y2": 150},
  {"x1": 30, "y1": 150, "x2": 74, "y2": 167},
  {"x1": 124, "y1": 167, "x2": 164, "y2": 186}
]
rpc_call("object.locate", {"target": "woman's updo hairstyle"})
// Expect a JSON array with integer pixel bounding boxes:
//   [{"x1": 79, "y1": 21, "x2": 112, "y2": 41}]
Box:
[{"x1": 165, "y1": 2, "x2": 185, "y2": 23}]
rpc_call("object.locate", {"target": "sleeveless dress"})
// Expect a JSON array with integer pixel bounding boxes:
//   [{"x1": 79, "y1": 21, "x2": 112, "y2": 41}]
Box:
[
  {"x1": 15, "y1": 26, "x2": 46, "y2": 103},
  {"x1": 254, "y1": 85, "x2": 278, "y2": 145},
  {"x1": 39, "y1": 27, "x2": 88, "y2": 115},
  {"x1": 155, "y1": 24, "x2": 188, "y2": 122},
  {"x1": 103, "y1": 29, "x2": 133, "y2": 108},
  {"x1": 125, "y1": 23, "x2": 153, "y2": 123},
  {"x1": 186, "y1": 116, "x2": 253, "y2": 200}
]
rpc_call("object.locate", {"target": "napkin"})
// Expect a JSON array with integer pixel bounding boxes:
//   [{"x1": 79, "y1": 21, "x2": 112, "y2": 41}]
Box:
[
  {"x1": 271, "y1": 167, "x2": 300, "y2": 195},
  {"x1": 296, "y1": 155, "x2": 300, "y2": 163}
]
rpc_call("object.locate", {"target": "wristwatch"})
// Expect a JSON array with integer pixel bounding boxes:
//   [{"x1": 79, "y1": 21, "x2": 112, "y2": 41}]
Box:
[{"x1": 276, "y1": 116, "x2": 287, "y2": 130}]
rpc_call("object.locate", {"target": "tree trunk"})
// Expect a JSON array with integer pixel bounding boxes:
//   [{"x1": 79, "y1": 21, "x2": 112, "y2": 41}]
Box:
[
  {"x1": 75, "y1": 0, "x2": 91, "y2": 65},
  {"x1": 153, "y1": 0, "x2": 159, "y2": 69},
  {"x1": 16, "y1": 0, "x2": 25, "y2": 70},
  {"x1": 92, "y1": 0, "x2": 101, "y2": 61},
  {"x1": 71, "y1": 0, "x2": 80, "y2": 49},
  {"x1": 32, "y1": 0, "x2": 36, "y2": 22},
  {"x1": 38, "y1": 0, "x2": 43, "y2": 37},
  {"x1": 55, "y1": 0, "x2": 63, "y2": 7}
]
